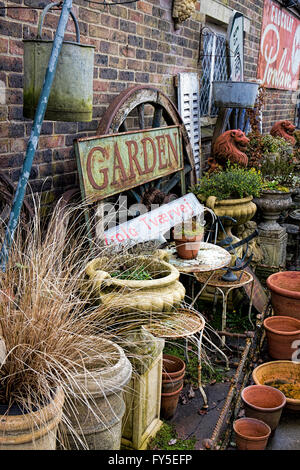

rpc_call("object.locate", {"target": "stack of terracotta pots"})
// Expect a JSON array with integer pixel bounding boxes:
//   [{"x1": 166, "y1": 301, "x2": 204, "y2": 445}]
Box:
[
  {"x1": 160, "y1": 354, "x2": 186, "y2": 420},
  {"x1": 233, "y1": 384, "x2": 286, "y2": 450}
]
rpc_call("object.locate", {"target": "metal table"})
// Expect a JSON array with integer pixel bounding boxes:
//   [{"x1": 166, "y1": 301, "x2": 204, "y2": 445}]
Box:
[
  {"x1": 146, "y1": 243, "x2": 232, "y2": 408},
  {"x1": 143, "y1": 308, "x2": 207, "y2": 406},
  {"x1": 194, "y1": 269, "x2": 255, "y2": 346},
  {"x1": 164, "y1": 242, "x2": 232, "y2": 308}
]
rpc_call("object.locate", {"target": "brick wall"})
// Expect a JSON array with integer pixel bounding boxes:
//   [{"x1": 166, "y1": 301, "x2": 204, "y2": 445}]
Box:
[{"x1": 0, "y1": 0, "x2": 298, "y2": 207}]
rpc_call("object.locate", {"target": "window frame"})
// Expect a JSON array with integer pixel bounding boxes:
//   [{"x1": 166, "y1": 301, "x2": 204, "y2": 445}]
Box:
[{"x1": 200, "y1": 23, "x2": 229, "y2": 126}]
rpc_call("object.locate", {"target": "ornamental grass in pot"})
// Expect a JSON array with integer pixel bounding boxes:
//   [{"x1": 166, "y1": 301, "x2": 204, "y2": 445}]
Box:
[{"x1": 0, "y1": 200, "x2": 134, "y2": 450}]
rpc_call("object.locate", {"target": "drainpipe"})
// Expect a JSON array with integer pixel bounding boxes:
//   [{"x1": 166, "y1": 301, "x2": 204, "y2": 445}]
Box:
[{"x1": 0, "y1": 0, "x2": 73, "y2": 271}]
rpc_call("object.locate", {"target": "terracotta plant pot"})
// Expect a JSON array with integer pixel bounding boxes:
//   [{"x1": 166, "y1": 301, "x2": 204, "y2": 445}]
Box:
[
  {"x1": 160, "y1": 383, "x2": 184, "y2": 420},
  {"x1": 264, "y1": 316, "x2": 300, "y2": 360},
  {"x1": 160, "y1": 355, "x2": 186, "y2": 419},
  {"x1": 233, "y1": 417, "x2": 271, "y2": 450},
  {"x1": 241, "y1": 385, "x2": 286, "y2": 433},
  {"x1": 266, "y1": 271, "x2": 300, "y2": 320},
  {"x1": 174, "y1": 234, "x2": 203, "y2": 260},
  {"x1": 162, "y1": 354, "x2": 186, "y2": 394}
]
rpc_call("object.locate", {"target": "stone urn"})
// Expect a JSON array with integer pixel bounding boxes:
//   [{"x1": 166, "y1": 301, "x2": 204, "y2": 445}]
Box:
[
  {"x1": 254, "y1": 190, "x2": 292, "y2": 231},
  {"x1": 62, "y1": 337, "x2": 132, "y2": 450},
  {"x1": 84, "y1": 255, "x2": 185, "y2": 314},
  {"x1": 205, "y1": 195, "x2": 257, "y2": 239}
]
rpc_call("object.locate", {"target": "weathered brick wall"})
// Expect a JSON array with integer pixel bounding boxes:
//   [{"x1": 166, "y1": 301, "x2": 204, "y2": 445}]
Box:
[
  {"x1": 0, "y1": 0, "x2": 204, "y2": 205},
  {"x1": 0, "y1": 0, "x2": 298, "y2": 207}
]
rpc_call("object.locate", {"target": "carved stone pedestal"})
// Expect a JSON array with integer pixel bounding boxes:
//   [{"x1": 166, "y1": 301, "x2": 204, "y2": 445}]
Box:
[
  {"x1": 121, "y1": 329, "x2": 164, "y2": 450},
  {"x1": 258, "y1": 226, "x2": 288, "y2": 269}
]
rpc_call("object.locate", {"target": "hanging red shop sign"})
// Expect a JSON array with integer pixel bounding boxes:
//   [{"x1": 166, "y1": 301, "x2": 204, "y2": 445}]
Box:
[{"x1": 257, "y1": 0, "x2": 300, "y2": 91}]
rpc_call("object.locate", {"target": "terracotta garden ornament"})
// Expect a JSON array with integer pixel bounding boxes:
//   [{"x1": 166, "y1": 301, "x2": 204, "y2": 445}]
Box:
[
  {"x1": 211, "y1": 129, "x2": 250, "y2": 169},
  {"x1": 270, "y1": 120, "x2": 296, "y2": 146}
]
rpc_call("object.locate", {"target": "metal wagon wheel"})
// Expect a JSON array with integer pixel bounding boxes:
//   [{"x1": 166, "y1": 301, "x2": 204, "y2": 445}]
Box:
[{"x1": 97, "y1": 85, "x2": 197, "y2": 205}]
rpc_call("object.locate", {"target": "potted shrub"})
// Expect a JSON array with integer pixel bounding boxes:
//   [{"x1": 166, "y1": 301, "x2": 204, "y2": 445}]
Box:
[
  {"x1": 253, "y1": 154, "x2": 294, "y2": 231},
  {"x1": 190, "y1": 164, "x2": 262, "y2": 239},
  {"x1": 173, "y1": 218, "x2": 204, "y2": 260}
]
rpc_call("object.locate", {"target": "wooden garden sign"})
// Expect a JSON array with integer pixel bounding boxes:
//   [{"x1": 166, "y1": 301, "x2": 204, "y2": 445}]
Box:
[{"x1": 75, "y1": 125, "x2": 184, "y2": 203}]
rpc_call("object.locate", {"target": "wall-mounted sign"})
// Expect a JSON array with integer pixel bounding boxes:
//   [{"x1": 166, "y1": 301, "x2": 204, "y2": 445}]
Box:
[
  {"x1": 102, "y1": 192, "x2": 204, "y2": 247},
  {"x1": 257, "y1": 0, "x2": 300, "y2": 90},
  {"x1": 75, "y1": 126, "x2": 183, "y2": 202},
  {"x1": 227, "y1": 12, "x2": 244, "y2": 81}
]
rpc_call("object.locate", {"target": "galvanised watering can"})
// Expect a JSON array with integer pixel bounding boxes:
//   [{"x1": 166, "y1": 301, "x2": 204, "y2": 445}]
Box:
[{"x1": 23, "y1": 2, "x2": 94, "y2": 122}]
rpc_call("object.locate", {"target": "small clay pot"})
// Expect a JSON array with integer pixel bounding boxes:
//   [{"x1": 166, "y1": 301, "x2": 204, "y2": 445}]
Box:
[
  {"x1": 233, "y1": 417, "x2": 271, "y2": 450},
  {"x1": 264, "y1": 316, "x2": 300, "y2": 360},
  {"x1": 160, "y1": 383, "x2": 184, "y2": 420},
  {"x1": 162, "y1": 355, "x2": 186, "y2": 394},
  {"x1": 241, "y1": 385, "x2": 286, "y2": 433},
  {"x1": 161, "y1": 355, "x2": 186, "y2": 419},
  {"x1": 174, "y1": 235, "x2": 203, "y2": 260}
]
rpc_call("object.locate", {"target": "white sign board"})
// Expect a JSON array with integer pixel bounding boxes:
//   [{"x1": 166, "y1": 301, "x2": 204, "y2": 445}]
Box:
[
  {"x1": 103, "y1": 193, "x2": 204, "y2": 247},
  {"x1": 227, "y1": 12, "x2": 244, "y2": 81}
]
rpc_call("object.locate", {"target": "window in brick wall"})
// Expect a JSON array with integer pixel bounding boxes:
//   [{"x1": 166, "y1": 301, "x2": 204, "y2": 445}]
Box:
[{"x1": 200, "y1": 25, "x2": 229, "y2": 119}]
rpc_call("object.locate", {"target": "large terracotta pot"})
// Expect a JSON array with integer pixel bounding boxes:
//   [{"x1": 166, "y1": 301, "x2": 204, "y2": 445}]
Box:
[
  {"x1": 233, "y1": 417, "x2": 271, "y2": 450},
  {"x1": 266, "y1": 271, "x2": 300, "y2": 320},
  {"x1": 205, "y1": 196, "x2": 257, "y2": 239},
  {"x1": 0, "y1": 387, "x2": 64, "y2": 450},
  {"x1": 241, "y1": 385, "x2": 286, "y2": 433},
  {"x1": 254, "y1": 190, "x2": 292, "y2": 231},
  {"x1": 252, "y1": 361, "x2": 300, "y2": 411},
  {"x1": 264, "y1": 316, "x2": 300, "y2": 360},
  {"x1": 84, "y1": 255, "x2": 185, "y2": 314}
]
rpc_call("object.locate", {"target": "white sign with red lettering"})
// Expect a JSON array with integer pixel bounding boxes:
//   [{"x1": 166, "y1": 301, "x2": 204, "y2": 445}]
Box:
[
  {"x1": 103, "y1": 193, "x2": 204, "y2": 247},
  {"x1": 257, "y1": 0, "x2": 300, "y2": 90}
]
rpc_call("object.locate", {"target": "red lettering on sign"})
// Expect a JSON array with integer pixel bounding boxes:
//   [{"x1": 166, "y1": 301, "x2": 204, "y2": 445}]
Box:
[
  {"x1": 166, "y1": 133, "x2": 179, "y2": 165},
  {"x1": 156, "y1": 135, "x2": 168, "y2": 170},
  {"x1": 125, "y1": 140, "x2": 145, "y2": 179},
  {"x1": 111, "y1": 142, "x2": 129, "y2": 186},
  {"x1": 86, "y1": 147, "x2": 109, "y2": 191},
  {"x1": 141, "y1": 137, "x2": 157, "y2": 175}
]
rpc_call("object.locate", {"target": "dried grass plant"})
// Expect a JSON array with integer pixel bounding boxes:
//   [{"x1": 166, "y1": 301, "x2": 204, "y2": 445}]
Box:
[
  {"x1": 0, "y1": 194, "x2": 228, "y2": 449},
  {"x1": 0, "y1": 197, "x2": 139, "y2": 448}
]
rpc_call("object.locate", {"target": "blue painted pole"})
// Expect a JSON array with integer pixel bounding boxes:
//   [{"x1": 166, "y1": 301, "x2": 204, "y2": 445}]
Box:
[{"x1": 0, "y1": 0, "x2": 73, "y2": 271}]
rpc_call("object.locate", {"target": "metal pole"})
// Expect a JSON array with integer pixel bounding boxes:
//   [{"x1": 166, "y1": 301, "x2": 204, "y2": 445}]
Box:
[{"x1": 0, "y1": 0, "x2": 73, "y2": 271}]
